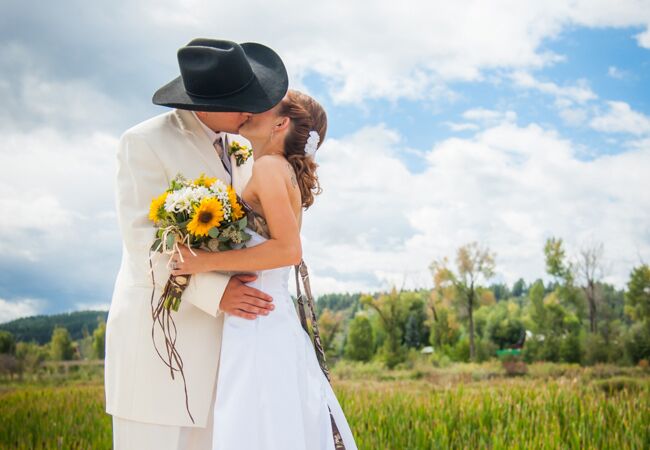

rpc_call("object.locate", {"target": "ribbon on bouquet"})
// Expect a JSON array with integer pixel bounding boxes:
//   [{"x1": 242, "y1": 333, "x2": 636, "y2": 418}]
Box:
[
  {"x1": 149, "y1": 225, "x2": 198, "y2": 424},
  {"x1": 294, "y1": 260, "x2": 347, "y2": 450}
]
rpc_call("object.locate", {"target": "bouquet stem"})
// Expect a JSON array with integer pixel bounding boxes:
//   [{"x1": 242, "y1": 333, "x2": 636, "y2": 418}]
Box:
[
  {"x1": 149, "y1": 259, "x2": 195, "y2": 423},
  {"x1": 161, "y1": 274, "x2": 191, "y2": 311}
]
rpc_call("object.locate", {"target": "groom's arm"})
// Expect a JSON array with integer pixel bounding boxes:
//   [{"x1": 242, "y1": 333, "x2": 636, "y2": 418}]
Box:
[{"x1": 115, "y1": 131, "x2": 231, "y2": 318}]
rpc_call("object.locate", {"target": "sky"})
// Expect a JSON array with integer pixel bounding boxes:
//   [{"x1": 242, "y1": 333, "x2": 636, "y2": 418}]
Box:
[{"x1": 1, "y1": 0, "x2": 649, "y2": 322}]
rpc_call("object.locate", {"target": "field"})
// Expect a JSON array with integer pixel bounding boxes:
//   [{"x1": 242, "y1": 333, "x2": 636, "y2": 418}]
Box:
[{"x1": 0, "y1": 362, "x2": 648, "y2": 449}]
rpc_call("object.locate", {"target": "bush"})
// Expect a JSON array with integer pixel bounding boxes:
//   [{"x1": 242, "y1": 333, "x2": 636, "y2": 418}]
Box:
[
  {"x1": 502, "y1": 360, "x2": 528, "y2": 377},
  {"x1": 625, "y1": 321, "x2": 650, "y2": 364},
  {"x1": 450, "y1": 337, "x2": 470, "y2": 362},
  {"x1": 592, "y1": 376, "x2": 643, "y2": 394},
  {"x1": 559, "y1": 332, "x2": 582, "y2": 364},
  {"x1": 0, "y1": 330, "x2": 16, "y2": 355},
  {"x1": 476, "y1": 338, "x2": 498, "y2": 362},
  {"x1": 344, "y1": 314, "x2": 375, "y2": 362},
  {"x1": 583, "y1": 333, "x2": 610, "y2": 365},
  {"x1": 50, "y1": 327, "x2": 74, "y2": 361}
]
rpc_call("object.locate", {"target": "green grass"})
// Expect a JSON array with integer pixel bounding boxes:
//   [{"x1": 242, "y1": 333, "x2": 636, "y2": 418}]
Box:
[
  {"x1": 1, "y1": 363, "x2": 648, "y2": 449},
  {"x1": 0, "y1": 385, "x2": 111, "y2": 449}
]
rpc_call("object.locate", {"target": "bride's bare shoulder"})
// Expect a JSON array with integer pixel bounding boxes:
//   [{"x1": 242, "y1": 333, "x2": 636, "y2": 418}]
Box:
[{"x1": 251, "y1": 154, "x2": 291, "y2": 181}]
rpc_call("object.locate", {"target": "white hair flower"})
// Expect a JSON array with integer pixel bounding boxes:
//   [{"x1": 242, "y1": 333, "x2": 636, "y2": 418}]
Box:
[{"x1": 304, "y1": 130, "x2": 320, "y2": 157}]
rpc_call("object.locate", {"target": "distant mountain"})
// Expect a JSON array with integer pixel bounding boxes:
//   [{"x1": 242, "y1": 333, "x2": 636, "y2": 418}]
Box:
[{"x1": 0, "y1": 310, "x2": 108, "y2": 344}]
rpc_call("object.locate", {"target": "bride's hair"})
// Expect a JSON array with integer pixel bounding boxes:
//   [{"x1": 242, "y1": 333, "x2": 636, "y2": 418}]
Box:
[{"x1": 278, "y1": 90, "x2": 327, "y2": 209}]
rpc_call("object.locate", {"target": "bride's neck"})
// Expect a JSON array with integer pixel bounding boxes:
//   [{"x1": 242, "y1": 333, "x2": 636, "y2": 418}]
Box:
[{"x1": 250, "y1": 137, "x2": 284, "y2": 159}]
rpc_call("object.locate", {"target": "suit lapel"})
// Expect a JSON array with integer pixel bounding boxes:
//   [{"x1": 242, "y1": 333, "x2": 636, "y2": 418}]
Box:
[{"x1": 172, "y1": 109, "x2": 229, "y2": 182}]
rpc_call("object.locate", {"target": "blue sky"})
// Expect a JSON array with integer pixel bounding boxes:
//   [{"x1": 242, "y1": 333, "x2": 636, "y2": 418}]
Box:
[{"x1": 1, "y1": 1, "x2": 649, "y2": 321}]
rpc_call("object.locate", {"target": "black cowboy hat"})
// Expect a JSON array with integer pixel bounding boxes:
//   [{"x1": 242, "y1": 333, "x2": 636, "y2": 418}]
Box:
[{"x1": 152, "y1": 39, "x2": 288, "y2": 113}]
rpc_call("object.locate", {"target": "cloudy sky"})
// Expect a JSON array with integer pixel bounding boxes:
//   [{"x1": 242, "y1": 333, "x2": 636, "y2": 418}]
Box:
[{"x1": 1, "y1": 0, "x2": 649, "y2": 322}]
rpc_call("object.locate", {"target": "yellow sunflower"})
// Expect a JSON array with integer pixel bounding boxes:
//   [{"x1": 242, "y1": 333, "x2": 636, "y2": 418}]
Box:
[
  {"x1": 194, "y1": 173, "x2": 217, "y2": 188},
  {"x1": 187, "y1": 198, "x2": 224, "y2": 237},
  {"x1": 148, "y1": 192, "x2": 168, "y2": 223},
  {"x1": 227, "y1": 186, "x2": 244, "y2": 220}
]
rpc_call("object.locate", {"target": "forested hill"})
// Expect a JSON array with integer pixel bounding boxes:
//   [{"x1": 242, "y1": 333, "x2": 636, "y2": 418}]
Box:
[{"x1": 0, "y1": 311, "x2": 108, "y2": 344}]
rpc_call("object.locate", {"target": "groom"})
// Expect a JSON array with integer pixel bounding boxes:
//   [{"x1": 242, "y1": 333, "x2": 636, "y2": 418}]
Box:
[{"x1": 105, "y1": 39, "x2": 289, "y2": 449}]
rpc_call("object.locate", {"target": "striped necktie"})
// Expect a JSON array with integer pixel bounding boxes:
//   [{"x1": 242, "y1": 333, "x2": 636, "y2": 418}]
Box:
[{"x1": 214, "y1": 136, "x2": 231, "y2": 177}]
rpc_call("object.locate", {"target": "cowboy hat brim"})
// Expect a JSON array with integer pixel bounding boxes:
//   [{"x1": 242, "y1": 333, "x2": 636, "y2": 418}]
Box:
[{"x1": 152, "y1": 42, "x2": 288, "y2": 113}]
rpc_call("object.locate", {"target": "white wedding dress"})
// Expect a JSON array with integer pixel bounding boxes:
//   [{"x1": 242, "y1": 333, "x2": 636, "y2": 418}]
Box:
[{"x1": 211, "y1": 228, "x2": 358, "y2": 450}]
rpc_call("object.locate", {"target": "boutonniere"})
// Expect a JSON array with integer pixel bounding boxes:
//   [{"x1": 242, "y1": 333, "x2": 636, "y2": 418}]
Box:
[{"x1": 228, "y1": 141, "x2": 253, "y2": 166}]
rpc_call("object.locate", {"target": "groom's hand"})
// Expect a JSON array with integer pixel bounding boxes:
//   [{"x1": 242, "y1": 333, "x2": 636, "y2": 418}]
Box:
[{"x1": 219, "y1": 274, "x2": 275, "y2": 320}]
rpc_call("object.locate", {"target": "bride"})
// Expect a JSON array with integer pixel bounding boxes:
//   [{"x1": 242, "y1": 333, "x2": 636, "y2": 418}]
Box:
[{"x1": 170, "y1": 89, "x2": 358, "y2": 450}]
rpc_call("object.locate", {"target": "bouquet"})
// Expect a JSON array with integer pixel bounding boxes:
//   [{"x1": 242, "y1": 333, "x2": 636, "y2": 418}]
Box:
[
  {"x1": 149, "y1": 173, "x2": 251, "y2": 311},
  {"x1": 147, "y1": 173, "x2": 250, "y2": 422}
]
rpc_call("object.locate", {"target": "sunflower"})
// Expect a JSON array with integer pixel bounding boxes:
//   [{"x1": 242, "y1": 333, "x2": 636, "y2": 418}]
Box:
[
  {"x1": 193, "y1": 173, "x2": 217, "y2": 188},
  {"x1": 187, "y1": 198, "x2": 224, "y2": 237},
  {"x1": 148, "y1": 192, "x2": 169, "y2": 223},
  {"x1": 227, "y1": 186, "x2": 244, "y2": 220}
]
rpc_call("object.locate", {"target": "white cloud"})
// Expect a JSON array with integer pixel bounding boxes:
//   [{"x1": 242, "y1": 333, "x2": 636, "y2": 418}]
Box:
[
  {"x1": 463, "y1": 108, "x2": 518, "y2": 124},
  {"x1": 302, "y1": 121, "x2": 650, "y2": 294},
  {"x1": 42, "y1": 0, "x2": 645, "y2": 105},
  {"x1": 1, "y1": 0, "x2": 648, "y2": 111},
  {"x1": 0, "y1": 128, "x2": 121, "y2": 306},
  {"x1": 74, "y1": 302, "x2": 111, "y2": 311},
  {"x1": 509, "y1": 71, "x2": 597, "y2": 103},
  {"x1": 0, "y1": 298, "x2": 43, "y2": 323},
  {"x1": 607, "y1": 66, "x2": 628, "y2": 80},
  {"x1": 445, "y1": 122, "x2": 481, "y2": 132},
  {"x1": 590, "y1": 101, "x2": 650, "y2": 135},
  {"x1": 558, "y1": 106, "x2": 589, "y2": 126},
  {"x1": 636, "y1": 27, "x2": 650, "y2": 48}
]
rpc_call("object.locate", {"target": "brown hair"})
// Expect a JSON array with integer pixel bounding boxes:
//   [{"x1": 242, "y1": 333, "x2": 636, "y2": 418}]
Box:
[{"x1": 278, "y1": 90, "x2": 327, "y2": 209}]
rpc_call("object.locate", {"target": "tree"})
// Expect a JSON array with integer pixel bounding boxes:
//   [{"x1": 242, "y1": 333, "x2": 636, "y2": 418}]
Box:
[
  {"x1": 361, "y1": 289, "x2": 409, "y2": 368},
  {"x1": 575, "y1": 242, "x2": 606, "y2": 333},
  {"x1": 490, "y1": 283, "x2": 511, "y2": 301},
  {"x1": 93, "y1": 320, "x2": 107, "y2": 360},
  {"x1": 0, "y1": 330, "x2": 16, "y2": 355},
  {"x1": 50, "y1": 327, "x2": 74, "y2": 361},
  {"x1": 16, "y1": 342, "x2": 48, "y2": 375},
  {"x1": 624, "y1": 265, "x2": 650, "y2": 363},
  {"x1": 625, "y1": 264, "x2": 650, "y2": 322},
  {"x1": 430, "y1": 242, "x2": 496, "y2": 360},
  {"x1": 404, "y1": 297, "x2": 428, "y2": 349},
  {"x1": 344, "y1": 314, "x2": 375, "y2": 362},
  {"x1": 404, "y1": 312, "x2": 421, "y2": 349},
  {"x1": 485, "y1": 302, "x2": 525, "y2": 350},
  {"x1": 544, "y1": 237, "x2": 585, "y2": 320},
  {"x1": 317, "y1": 309, "x2": 345, "y2": 357},
  {"x1": 511, "y1": 278, "x2": 527, "y2": 298}
]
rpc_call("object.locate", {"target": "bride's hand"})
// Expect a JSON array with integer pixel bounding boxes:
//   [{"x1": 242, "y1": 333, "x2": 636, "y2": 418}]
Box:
[{"x1": 169, "y1": 245, "x2": 210, "y2": 276}]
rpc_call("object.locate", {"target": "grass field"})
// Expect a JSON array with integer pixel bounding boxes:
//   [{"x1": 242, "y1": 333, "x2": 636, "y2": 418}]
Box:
[{"x1": 0, "y1": 362, "x2": 648, "y2": 449}]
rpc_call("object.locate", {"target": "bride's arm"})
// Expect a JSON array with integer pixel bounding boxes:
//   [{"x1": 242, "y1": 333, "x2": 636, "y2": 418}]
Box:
[{"x1": 171, "y1": 156, "x2": 302, "y2": 274}]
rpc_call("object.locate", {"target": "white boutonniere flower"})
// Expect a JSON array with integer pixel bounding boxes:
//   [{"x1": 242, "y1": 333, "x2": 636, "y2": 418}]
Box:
[{"x1": 228, "y1": 141, "x2": 253, "y2": 166}]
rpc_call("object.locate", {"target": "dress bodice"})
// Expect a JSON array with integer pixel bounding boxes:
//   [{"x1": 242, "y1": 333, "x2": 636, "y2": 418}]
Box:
[
  {"x1": 244, "y1": 228, "x2": 291, "y2": 296},
  {"x1": 240, "y1": 197, "x2": 271, "y2": 240}
]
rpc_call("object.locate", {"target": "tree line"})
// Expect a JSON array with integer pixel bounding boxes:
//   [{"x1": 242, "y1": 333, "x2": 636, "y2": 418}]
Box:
[
  {"x1": 0, "y1": 319, "x2": 106, "y2": 378},
  {"x1": 317, "y1": 238, "x2": 650, "y2": 369},
  {"x1": 2, "y1": 236, "x2": 648, "y2": 376}
]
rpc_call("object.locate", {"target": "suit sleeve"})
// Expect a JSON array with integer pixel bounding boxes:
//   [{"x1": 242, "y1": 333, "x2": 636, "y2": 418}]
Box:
[{"x1": 115, "y1": 131, "x2": 230, "y2": 318}]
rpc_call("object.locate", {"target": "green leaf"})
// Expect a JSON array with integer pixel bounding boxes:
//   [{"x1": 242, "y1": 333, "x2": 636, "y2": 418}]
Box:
[
  {"x1": 238, "y1": 216, "x2": 248, "y2": 230},
  {"x1": 165, "y1": 234, "x2": 175, "y2": 251},
  {"x1": 208, "y1": 227, "x2": 220, "y2": 238},
  {"x1": 150, "y1": 239, "x2": 162, "y2": 253}
]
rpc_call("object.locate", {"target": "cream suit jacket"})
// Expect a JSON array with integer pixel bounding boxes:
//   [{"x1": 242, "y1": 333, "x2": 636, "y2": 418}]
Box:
[{"x1": 105, "y1": 108, "x2": 254, "y2": 427}]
